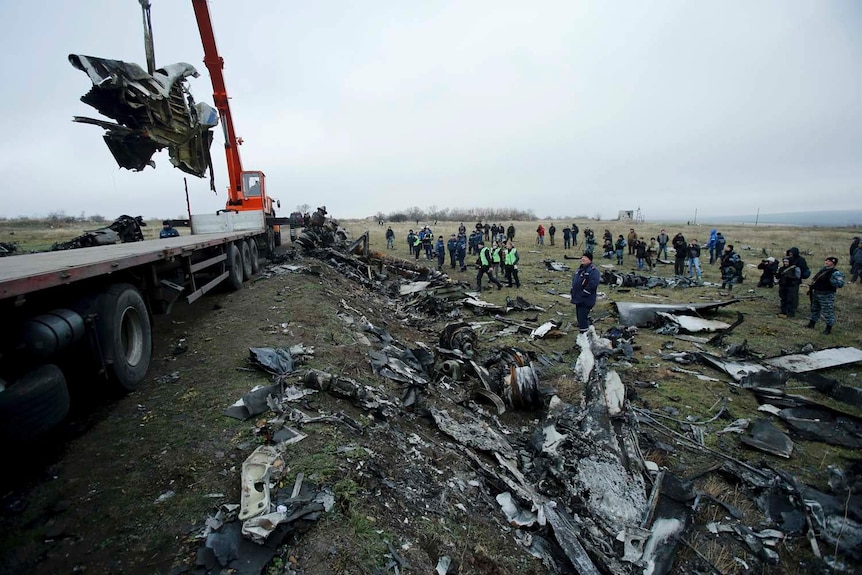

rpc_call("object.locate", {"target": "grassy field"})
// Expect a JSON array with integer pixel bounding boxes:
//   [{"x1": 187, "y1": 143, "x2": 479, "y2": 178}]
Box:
[{"x1": 1, "y1": 216, "x2": 860, "y2": 574}]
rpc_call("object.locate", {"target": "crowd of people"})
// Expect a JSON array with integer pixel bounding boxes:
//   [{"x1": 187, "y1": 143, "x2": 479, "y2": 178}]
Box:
[{"x1": 383, "y1": 221, "x2": 854, "y2": 336}]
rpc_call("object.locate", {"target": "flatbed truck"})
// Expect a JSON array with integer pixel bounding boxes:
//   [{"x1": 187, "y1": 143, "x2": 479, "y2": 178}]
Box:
[{"x1": 0, "y1": 211, "x2": 275, "y2": 442}]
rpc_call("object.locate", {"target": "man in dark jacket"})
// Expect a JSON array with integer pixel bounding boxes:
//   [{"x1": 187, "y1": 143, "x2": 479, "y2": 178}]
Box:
[
  {"x1": 548, "y1": 223, "x2": 557, "y2": 246},
  {"x1": 447, "y1": 234, "x2": 458, "y2": 268},
  {"x1": 571, "y1": 252, "x2": 601, "y2": 333},
  {"x1": 776, "y1": 257, "x2": 801, "y2": 318},
  {"x1": 672, "y1": 233, "x2": 687, "y2": 275},
  {"x1": 571, "y1": 223, "x2": 579, "y2": 246},
  {"x1": 714, "y1": 233, "x2": 726, "y2": 264},
  {"x1": 807, "y1": 257, "x2": 845, "y2": 334}
]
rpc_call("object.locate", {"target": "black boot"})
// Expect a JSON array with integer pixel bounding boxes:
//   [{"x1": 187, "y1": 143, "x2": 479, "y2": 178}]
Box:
[
  {"x1": 823, "y1": 325, "x2": 832, "y2": 335},
  {"x1": 806, "y1": 320, "x2": 816, "y2": 328}
]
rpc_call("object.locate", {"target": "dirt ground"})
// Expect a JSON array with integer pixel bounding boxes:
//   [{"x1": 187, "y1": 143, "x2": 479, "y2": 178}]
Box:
[{"x1": 1, "y1": 219, "x2": 860, "y2": 575}]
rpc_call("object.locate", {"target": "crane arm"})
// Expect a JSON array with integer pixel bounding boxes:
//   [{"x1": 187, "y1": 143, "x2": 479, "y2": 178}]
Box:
[{"x1": 191, "y1": 0, "x2": 244, "y2": 204}]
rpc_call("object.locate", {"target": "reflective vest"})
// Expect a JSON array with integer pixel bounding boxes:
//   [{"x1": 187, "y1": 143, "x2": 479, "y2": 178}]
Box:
[
  {"x1": 505, "y1": 247, "x2": 519, "y2": 265},
  {"x1": 479, "y1": 247, "x2": 492, "y2": 266}
]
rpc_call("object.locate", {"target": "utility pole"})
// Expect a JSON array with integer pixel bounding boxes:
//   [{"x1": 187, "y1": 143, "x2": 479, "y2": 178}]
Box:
[
  {"x1": 693, "y1": 208, "x2": 697, "y2": 226},
  {"x1": 754, "y1": 207, "x2": 760, "y2": 227}
]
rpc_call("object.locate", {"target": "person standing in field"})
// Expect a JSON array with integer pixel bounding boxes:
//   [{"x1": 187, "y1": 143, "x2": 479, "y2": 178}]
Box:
[
  {"x1": 850, "y1": 237, "x2": 862, "y2": 283},
  {"x1": 806, "y1": 257, "x2": 845, "y2": 334},
  {"x1": 627, "y1": 228, "x2": 637, "y2": 255},
  {"x1": 435, "y1": 235, "x2": 445, "y2": 271},
  {"x1": 506, "y1": 223, "x2": 516, "y2": 242},
  {"x1": 706, "y1": 229, "x2": 718, "y2": 264},
  {"x1": 687, "y1": 239, "x2": 703, "y2": 282},
  {"x1": 714, "y1": 232, "x2": 726, "y2": 263},
  {"x1": 646, "y1": 237, "x2": 657, "y2": 271},
  {"x1": 505, "y1": 240, "x2": 521, "y2": 288},
  {"x1": 614, "y1": 234, "x2": 626, "y2": 265},
  {"x1": 447, "y1": 234, "x2": 458, "y2": 269},
  {"x1": 456, "y1": 233, "x2": 467, "y2": 272},
  {"x1": 548, "y1": 223, "x2": 557, "y2": 246},
  {"x1": 672, "y1": 232, "x2": 687, "y2": 275},
  {"x1": 562, "y1": 226, "x2": 571, "y2": 249},
  {"x1": 536, "y1": 224, "x2": 546, "y2": 245},
  {"x1": 571, "y1": 252, "x2": 601, "y2": 333},
  {"x1": 657, "y1": 229, "x2": 669, "y2": 260},
  {"x1": 635, "y1": 237, "x2": 647, "y2": 270},
  {"x1": 776, "y1": 257, "x2": 801, "y2": 318},
  {"x1": 571, "y1": 223, "x2": 579, "y2": 246},
  {"x1": 385, "y1": 226, "x2": 395, "y2": 249}
]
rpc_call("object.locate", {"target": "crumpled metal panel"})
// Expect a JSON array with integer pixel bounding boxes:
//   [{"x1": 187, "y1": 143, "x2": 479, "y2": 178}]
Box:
[
  {"x1": 69, "y1": 54, "x2": 214, "y2": 177},
  {"x1": 615, "y1": 300, "x2": 739, "y2": 327}
]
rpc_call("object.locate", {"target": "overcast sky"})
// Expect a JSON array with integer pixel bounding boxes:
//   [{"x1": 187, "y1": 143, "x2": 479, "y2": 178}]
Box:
[{"x1": 0, "y1": 1, "x2": 859, "y2": 222}]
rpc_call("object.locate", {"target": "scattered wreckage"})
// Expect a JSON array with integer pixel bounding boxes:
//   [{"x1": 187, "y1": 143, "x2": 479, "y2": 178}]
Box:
[{"x1": 187, "y1": 226, "x2": 861, "y2": 574}]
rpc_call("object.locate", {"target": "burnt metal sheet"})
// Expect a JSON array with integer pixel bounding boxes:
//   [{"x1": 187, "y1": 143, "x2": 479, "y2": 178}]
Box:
[
  {"x1": 740, "y1": 419, "x2": 794, "y2": 458},
  {"x1": 614, "y1": 300, "x2": 739, "y2": 327},
  {"x1": 701, "y1": 347, "x2": 862, "y2": 381},
  {"x1": 764, "y1": 347, "x2": 862, "y2": 372}
]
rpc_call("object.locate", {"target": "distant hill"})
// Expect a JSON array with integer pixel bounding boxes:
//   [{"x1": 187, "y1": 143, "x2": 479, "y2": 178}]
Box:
[{"x1": 693, "y1": 210, "x2": 862, "y2": 227}]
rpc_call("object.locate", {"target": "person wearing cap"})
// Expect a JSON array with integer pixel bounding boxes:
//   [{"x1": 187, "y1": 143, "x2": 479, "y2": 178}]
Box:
[
  {"x1": 571, "y1": 252, "x2": 601, "y2": 333},
  {"x1": 757, "y1": 256, "x2": 779, "y2": 288},
  {"x1": 806, "y1": 257, "x2": 845, "y2": 334},
  {"x1": 476, "y1": 240, "x2": 503, "y2": 291},
  {"x1": 159, "y1": 220, "x2": 179, "y2": 238},
  {"x1": 776, "y1": 256, "x2": 801, "y2": 318}
]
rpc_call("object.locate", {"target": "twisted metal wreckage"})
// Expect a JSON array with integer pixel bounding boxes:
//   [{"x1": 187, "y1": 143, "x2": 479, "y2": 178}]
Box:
[{"x1": 195, "y1": 219, "x2": 861, "y2": 574}]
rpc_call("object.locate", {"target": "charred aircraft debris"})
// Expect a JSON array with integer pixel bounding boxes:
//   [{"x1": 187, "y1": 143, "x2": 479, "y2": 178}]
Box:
[
  {"x1": 186, "y1": 216, "x2": 861, "y2": 574},
  {"x1": 69, "y1": 54, "x2": 217, "y2": 179},
  {"x1": 49, "y1": 214, "x2": 147, "y2": 251}
]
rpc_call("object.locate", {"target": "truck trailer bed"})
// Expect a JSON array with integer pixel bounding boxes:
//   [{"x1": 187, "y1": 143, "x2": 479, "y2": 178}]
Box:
[{"x1": 0, "y1": 232, "x2": 257, "y2": 300}]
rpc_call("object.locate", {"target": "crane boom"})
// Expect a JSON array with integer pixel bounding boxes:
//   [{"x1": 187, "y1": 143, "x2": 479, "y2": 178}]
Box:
[{"x1": 191, "y1": 0, "x2": 270, "y2": 213}]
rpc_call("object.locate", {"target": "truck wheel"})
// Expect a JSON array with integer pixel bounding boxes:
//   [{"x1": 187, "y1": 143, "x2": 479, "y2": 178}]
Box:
[
  {"x1": 266, "y1": 228, "x2": 276, "y2": 256},
  {"x1": 247, "y1": 240, "x2": 260, "y2": 273},
  {"x1": 0, "y1": 365, "x2": 70, "y2": 442},
  {"x1": 94, "y1": 284, "x2": 152, "y2": 392},
  {"x1": 274, "y1": 230, "x2": 282, "y2": 247},
  {"x1": 240, "y1": 240, "x2": 253, "y2": 280},
  {"x1": 227, "y1": 243, "x2": 244, "y2": 291}
]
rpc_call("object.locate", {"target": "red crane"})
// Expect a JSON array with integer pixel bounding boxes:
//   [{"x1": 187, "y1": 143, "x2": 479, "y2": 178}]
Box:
[{"x1": 191, "y1": 0, "x2": 277, "y2": 218}]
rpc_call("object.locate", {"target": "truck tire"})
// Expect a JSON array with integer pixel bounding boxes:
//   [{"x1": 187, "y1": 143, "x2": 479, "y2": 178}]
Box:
[
  {"x1": 93, "y1": 284, "x2": 152, "y2": 392},
  {"x1": 227, "y1": 243, "x2": 244, "y2": 291},
  {"x1": 247, "y1": 239, "x2": 260, "y2": 274},
  {"x1": 0, "y1": 364, "x2": 70, "y2": 441},
  {"x1": 266, "y1": 228, "x2": 276, "y2": 256},
  {"x1": 274, "y1": 229, "x2": 282, "y2": 247},
  {"x1": 240, "y1": 240, "x2": 253, "y2": 281}
]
